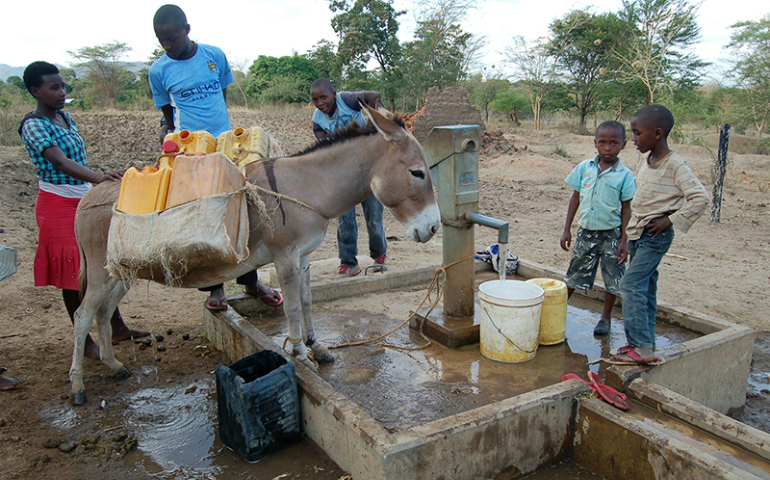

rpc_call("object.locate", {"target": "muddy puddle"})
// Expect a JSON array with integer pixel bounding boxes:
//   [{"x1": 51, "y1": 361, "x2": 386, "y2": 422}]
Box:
[{"x1": 40, "y1": 373, "x2": 345, "y2": 479}]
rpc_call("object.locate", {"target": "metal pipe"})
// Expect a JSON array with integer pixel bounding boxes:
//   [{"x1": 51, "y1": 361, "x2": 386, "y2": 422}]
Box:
[{"x1": 464, "y1": 212, "x2": 509, "y2": 244}]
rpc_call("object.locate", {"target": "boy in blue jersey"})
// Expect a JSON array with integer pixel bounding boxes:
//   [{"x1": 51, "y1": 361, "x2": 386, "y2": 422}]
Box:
[
  {"x1": 150, "y1": 4, "x2": 282, "y2": 311},
  {"x1": 310, "y1": 78, "x2": 387, "y2": 278},
  {"x1": 561, "y1": 121, "x2": 636, "y2": 336}
]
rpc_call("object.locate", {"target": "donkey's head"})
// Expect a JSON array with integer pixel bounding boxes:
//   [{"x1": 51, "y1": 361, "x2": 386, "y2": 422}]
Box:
[{"x1": 361, "y1": 104, "x2": 440, "y2": 243}]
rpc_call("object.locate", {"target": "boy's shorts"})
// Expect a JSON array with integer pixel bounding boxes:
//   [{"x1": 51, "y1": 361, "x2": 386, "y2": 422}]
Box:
[{"x1": 564, "y1": 227, "x2": 624, "y2": 296}]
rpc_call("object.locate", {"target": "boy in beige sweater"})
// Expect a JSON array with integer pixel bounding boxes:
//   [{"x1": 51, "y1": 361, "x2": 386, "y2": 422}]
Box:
[{"x1": 609, "y1": 104, "x2": 709, "y2": 366}]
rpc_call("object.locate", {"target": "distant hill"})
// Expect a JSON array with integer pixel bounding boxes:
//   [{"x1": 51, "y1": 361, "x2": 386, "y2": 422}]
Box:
[{"x1": 1, "y1": 61, "x2": 150, "y2": 83}]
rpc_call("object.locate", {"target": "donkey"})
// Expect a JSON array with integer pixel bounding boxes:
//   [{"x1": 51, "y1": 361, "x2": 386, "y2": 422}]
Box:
[{"x1": 69, "y1": 104, "x2": 441, "y2": 404}]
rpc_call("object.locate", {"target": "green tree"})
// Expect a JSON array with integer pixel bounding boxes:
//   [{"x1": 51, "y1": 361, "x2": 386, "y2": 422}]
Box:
[
  {"x1": 306, "y1": 39, "x2": 342, "y2": 86},
  {"x1": 490, "y1": 87, "x2": 530, "y2": 126},
  {"x1": 329, "y1": 0, "x2": 404, "y2": 105},
  {"x1": 400, "y1": 13, "x2": 470, "y2": 106},
  {"x1": 504, "y1": 36, "x2": 559, "y2": 130},
  {"x1": 465, "y1": 72, "x2": 510, "y2": 121},
  {"x1": 726, "y1": 14, "x2": 770, "y2": 137},
  {"x1": 550, "y1": 10, "x2": 628, "y2": 126},
  {"x1": 5, "y1": 76, "x2": 25, "y2": 91},
  {"x1": 612, "y1": 0, "x2": 707, "y2": 105},
  {"x1": 68, "y1": 41, "x2": 133, "y2": 107},
  {"x1": 246, "y1": 55, "x2": 320, "y2": 105}
]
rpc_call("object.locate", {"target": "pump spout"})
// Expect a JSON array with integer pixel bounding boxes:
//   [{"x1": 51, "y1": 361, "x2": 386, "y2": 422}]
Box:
[{"x1": 464, "y1": 212, "x2": 509, "y2": 245}]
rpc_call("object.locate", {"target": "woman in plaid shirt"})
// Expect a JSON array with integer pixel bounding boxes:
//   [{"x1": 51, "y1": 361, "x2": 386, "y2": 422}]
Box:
[{"x1": 20, "y1": 61, "x2": 149, "y2": 359}]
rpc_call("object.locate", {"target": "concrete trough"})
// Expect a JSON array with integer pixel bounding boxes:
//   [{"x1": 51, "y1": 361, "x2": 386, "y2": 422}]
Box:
[{"x1": 203, "y1": 257, "x2": 756, "y2": 478}]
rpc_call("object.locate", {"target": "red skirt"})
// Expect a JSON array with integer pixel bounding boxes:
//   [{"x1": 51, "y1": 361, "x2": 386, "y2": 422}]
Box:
[{"x1": 34, "y1": 190, "x2": 81, "y2": 290}]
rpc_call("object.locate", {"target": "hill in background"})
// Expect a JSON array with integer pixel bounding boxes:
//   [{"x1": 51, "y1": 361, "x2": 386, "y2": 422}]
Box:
[{"x1": 0, "y1": 61, "x2": 150, "y2": 83}]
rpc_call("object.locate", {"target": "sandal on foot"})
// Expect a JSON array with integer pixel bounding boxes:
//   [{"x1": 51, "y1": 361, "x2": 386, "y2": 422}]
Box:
[
  {"x1": 205, "y1": 297, "x2": 228, "y2": 312},
  {"x1": 604, "y1": 347, "x2": 665, "y2": 366},
  {"x1": 249, "y1": 287, "x2": 283, "y2": 307}
]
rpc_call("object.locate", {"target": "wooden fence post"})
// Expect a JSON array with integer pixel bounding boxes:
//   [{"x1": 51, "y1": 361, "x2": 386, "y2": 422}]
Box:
[{"x1": 710, "y1": 124, "x2": 730, "y2": 223}]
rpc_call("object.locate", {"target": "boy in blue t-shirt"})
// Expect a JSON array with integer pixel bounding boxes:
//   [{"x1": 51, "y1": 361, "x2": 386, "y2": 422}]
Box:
[
  {"x1": 149, "y1": 4, "x2": 282, "y2": 311},
  {"x1": 561, "y1": 121, "x2": 636, "y2": 336}
]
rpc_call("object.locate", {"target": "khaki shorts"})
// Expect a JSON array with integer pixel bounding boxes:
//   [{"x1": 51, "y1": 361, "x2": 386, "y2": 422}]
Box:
[{"x1": 564, "y1": 227, "x2": 624, "y2": 295}]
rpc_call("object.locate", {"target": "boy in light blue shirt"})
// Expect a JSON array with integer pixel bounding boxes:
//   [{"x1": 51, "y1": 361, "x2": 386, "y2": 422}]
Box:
[{"x1": 561, "y1": 121, "x2": 636, "y2": 336}]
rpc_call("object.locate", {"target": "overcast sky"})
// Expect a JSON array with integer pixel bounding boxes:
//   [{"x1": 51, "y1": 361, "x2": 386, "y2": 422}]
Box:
[{"x1": 3, "y1": 0, "x2": 768, "y2": 78}]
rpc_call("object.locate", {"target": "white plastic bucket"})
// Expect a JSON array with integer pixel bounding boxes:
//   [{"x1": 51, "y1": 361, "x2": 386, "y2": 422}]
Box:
[{"x1": 478, "y1": 280, "x2": 544, "y2": 363}]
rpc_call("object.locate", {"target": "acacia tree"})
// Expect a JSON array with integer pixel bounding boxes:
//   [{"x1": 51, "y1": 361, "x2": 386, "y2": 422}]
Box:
[
  {"x1": 329, "y1": 0, "x2": 403, "y2": 104},
  {"x1": 612, "y1": 0, "x2": 706, "y2": 105},
  {"x1": 68, "y1": 41, "x2": 132, "y2": 107},
  {"x1": 726, "y1": 14, "x2": 770, "y2": 137},
  {"x1": 246, "y1": 55, "x2": 320, "y2": 105},
  {"x1": 550, "y1": 10, "x2": 627, "y2": 126},
  {"x1": 465, "y1": 72, "x2": 509, "y2": 121},
  {"x1": 504, "y1": 36, "x2": 560, "y2": 130}
]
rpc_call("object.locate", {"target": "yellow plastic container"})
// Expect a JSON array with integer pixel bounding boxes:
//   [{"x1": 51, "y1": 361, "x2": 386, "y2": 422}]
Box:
[
  {"x1": 163, "y1": 129, "x2": 217, "y2": 156},
  {"x1": 116, "y1": 166, "x2": 172, "y2": 215},
  {"x1": 526, "y1": 278, "x2": 568, "y2": 345},
  {"x1": 165, "y1": 153, "x2": 246, "y2": 209},
  {"x1": 217, "y1": 127, "x2": 269, "y2": 167}
]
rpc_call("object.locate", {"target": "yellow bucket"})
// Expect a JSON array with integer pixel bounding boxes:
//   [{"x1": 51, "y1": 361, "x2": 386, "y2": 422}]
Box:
[
  {"x1": 478, "y1": 280, "x2": 544, "y2": 363},
  {"x1": 526, "y1": 278, "x2": 568, "y2": 345}
]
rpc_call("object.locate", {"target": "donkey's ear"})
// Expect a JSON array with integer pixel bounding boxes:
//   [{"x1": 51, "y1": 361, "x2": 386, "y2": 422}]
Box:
[{"x1": 360, "y1": 102, "x2": 408, "y2": 144}]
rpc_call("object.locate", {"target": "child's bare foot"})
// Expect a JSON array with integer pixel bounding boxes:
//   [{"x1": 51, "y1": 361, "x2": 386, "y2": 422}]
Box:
[{"x1": 0, "y1": 375, "x2": 25, "y2": 391}]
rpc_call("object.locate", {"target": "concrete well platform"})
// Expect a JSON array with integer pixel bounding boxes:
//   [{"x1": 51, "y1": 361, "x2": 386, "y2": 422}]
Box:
[{"x1": 203, "y1": 258, "x2": 756, "y2": 479}]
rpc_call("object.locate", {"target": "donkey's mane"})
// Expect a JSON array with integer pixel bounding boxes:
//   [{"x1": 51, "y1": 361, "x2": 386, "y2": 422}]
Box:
[{"x1": 293, "y1": 112, "x2": 408, "y2": 158}]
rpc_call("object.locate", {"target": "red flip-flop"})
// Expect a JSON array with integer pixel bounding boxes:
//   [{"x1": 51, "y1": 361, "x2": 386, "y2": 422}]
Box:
[
  {"x1": 562, "y1": 372, "x2": 630, "y2": 411},
  {"x1": 205, "y1": 297, "x2": 228, "y2": 312},
  {"x1": 588, "y1": 371, "x2": 630, "y2": 410},
  {"x1": 257, "y1": 288, "x2": 283, "y2": 307},
  {"x1": 605, "y1": 347, "x2": 665, "y2": 366}
]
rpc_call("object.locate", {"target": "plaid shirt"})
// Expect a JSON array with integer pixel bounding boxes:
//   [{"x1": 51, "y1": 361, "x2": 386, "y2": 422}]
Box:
[{"x1": 21, "y1": 110, "x2": 88, "y2": 185}]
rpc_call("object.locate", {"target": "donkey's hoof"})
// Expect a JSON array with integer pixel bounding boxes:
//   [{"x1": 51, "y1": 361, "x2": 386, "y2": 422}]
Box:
[
  {"x1": 312, "y1": 344, "x2": 335, "y2": 364},
  {"x1": 72, "y1": 391, "x2": 87, "y2": 406},
  {"x1": 114, "y1": 367, "x2": 132, "y2": 379}
]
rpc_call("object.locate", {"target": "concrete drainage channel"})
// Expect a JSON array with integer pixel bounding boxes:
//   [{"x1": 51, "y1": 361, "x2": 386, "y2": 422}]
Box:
[{"x1": 203, "y1": 259, "x2": 769, "y2": 479}]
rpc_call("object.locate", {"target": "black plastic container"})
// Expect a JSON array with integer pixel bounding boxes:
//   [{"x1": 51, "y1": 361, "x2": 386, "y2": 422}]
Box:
[{"x1": 215, "y1": 350, "x2": 301, "y2": 462}]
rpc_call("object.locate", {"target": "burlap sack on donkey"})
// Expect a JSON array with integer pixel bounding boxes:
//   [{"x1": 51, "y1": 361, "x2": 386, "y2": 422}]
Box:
[{"x1": 106, "y1": 190, "x2": 249, "y2": 286}]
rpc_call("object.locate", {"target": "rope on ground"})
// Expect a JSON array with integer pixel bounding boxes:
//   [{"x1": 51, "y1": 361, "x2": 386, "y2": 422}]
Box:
[{"x1": 328, "y1": 254, "x2": 477, "y2": 351}]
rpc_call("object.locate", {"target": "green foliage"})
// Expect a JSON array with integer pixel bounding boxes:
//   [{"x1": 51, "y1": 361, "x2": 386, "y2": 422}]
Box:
[
  {"x1": 246, "y1": 55, "x2": 320, "y2": 105},
  {"x1": 5, "y1": 76, "x2": 25, "y2": 91},
  {"x1": 68, "y1": 41, "x2": 133, "y2": 107},
  {"x1": 400, "y1": 16, "x2": 470, "y2": 105},
  {"x1": 550, "y1": 10, "x2": 629, "y2": 126},
  {"x1": 614, "y1": 0, "x2": 707, "y2": 105},
  {"x1": 306, "y1": 40, "x2": 342, "y2": 87},
  {"x1": 490, "y1": 87, "x2": 530, "y2": 125},
  {"x1": 726, "y1": 14, "x2": 770, "y2": 138},
  {"x1": 465, "y1": 73, "x2": 509, "y2": 121},
  {"x1": 330, "y1": 0, "x2": 403, "y2": 105}
]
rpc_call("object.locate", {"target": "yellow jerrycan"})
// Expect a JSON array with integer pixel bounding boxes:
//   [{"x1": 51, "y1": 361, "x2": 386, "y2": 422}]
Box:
[
  {"x1": 217, "y1": 127, "x2": 269, "y2": 167},
  {"x1": 525, "y1": 278, "x2": 568, "y2": 345},
  {"x1": 163, "y1": 129, "x2": 217, "y2": 156},
  {"x1": 165, "y1": 153, "x2": 246, "y2": 209},
  {"x1": 116, "y1": 166, "x2": 172, "y2": 215}
]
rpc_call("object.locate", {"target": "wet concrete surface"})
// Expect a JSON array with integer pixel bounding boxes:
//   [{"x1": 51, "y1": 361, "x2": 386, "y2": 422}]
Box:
[
  {"x1": 522, "y1": 461, "x2": 605, "y2": 479},
  {"x1": 730, "y1": 332, "x2": 770, "y2": 433},
  {"x1": 247, "y1": 272, "x2": 700, "y2": 430},
  {"x1": 626, "y1": 400, "x2": 770, "y2": 478}
]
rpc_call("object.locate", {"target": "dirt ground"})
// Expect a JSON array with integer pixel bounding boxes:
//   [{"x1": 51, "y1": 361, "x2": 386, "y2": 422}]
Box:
[{"x1": 0, "y1": 107, "x2": 769, "y2": 479}]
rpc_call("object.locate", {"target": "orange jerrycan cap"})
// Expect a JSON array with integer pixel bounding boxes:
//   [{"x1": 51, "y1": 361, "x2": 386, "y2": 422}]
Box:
[{"x1": 162, "y1": 140, "x2": 179, "y2": 153}]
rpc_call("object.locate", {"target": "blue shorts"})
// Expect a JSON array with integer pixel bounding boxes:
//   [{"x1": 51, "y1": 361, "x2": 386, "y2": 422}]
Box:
[{"x1": 564, "y1": 227, "x2": 624, "y2": 295}]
